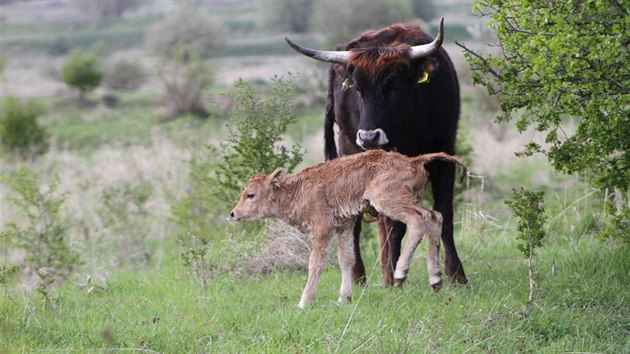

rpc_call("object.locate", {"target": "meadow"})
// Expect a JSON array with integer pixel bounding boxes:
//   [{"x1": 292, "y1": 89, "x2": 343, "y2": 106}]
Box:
[{"x1": 1, "y1": 1, "x2": 628, "y2": 352}]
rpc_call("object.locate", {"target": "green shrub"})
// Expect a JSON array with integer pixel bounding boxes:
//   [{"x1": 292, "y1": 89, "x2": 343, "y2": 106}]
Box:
[
  {"x1": 0, "y1": 168, "x2": 79, "y2": 280},
  {"x1": 0, "y1": 96, "x2": 49, "y2": 159},
  {"x1": 61, "y1": 50, "x2": 103, "y2": 102},
  {"x1": 505, "y1": 187, "x2": 547, "y2": 314},
  {"x1": 98, "y1": 180, "x2": 153, "y2": 267},
  {"x1": 104, "y1": 59, "x2": 147, "y2": 91},
  {"x1": 173, "y1": 77, "x2": 304, "y2": 284}
]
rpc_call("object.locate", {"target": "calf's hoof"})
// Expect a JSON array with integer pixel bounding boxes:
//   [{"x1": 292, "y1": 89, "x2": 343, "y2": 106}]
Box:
[
  {"x1": 393, "y1": 277, "x2": 406, "y2": 288},
  {"x1": 431, "y1": 280, "x2": 443, "y2": 292},
  {"x1": 337, "y1": 296, "x2": 352, "y2": 305}
]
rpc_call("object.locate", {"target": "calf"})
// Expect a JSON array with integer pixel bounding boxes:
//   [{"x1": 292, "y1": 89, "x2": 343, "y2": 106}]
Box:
[{"x1": 231, "y1": 150, "x2": 466, "y2": 308}]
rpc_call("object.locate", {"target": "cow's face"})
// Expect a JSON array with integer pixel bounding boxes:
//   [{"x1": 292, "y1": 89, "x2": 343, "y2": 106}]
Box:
[
  {"x1": 346, "y1": 57, "x2": 438, "y2": 150},
  {"x1": 231, "y1": 168, "x2": 286, "y2": 221}
]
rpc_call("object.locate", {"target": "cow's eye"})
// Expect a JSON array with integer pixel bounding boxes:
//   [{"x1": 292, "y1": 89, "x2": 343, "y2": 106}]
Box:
[{"x1": 246, "y1": 193, "x2": 255, "y2": 199}]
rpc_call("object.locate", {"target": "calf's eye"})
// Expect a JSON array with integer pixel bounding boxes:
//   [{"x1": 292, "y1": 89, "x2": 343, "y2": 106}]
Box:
[{"x1": 246, "y1": 193, "x2": 255, "y2": 199}]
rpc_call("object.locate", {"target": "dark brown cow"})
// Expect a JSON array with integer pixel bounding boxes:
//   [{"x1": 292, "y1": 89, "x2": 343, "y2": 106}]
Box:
[{"x1": 285, "y1": 18, "x2": 467, "y2": 285}]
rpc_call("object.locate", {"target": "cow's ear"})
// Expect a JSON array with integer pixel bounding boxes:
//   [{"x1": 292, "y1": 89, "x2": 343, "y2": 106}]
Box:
[
  {"x1": 417, "y1": 58, "x2": 439, "y2": 84},
  {"x1": 268, "y1": 167, "x2": 287, "y2": 187}
]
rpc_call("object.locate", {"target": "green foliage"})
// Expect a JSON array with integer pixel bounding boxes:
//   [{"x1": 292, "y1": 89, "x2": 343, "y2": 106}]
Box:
[
  {"x1": 144, "y1": 6, "x2": 227, "y2": 59},
  {"x1": 0, "y1": 96, "x2": 49, "y2": 159},
  {"x1": 505, "y1": 188, "x2": 546, "y2": 257},
  {"x1": 104, "y1": 59, "x2": 147, "y2": 91},
  {"x1": 172, "y1": 78, "x2": 304, "y2": 283},
  {"x1": 463, "y1": 1, "x2": 629, "y2": 191},
  {"x1": 599, "y1": 207, "x2": 630, "y2": 244},
  {"x1": 61, "y1": 50, "x2": 103, "y2": 99},
  {"x1": 0, "y1": 168, "x2": 79, "y2": 279},
  {"x1": 260, "y1": 0, "x2": 315, "y2": 33},
  {"x1": 213, "y1": 78, "x2": 304, "y2": 200},
  {"x1": 313, "y1": 0, "x2": 413, "y2": 46}
]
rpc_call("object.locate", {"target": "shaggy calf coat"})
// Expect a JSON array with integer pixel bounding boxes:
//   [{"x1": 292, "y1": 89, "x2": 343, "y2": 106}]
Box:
[{"x1": 231, "y1": 150, "x2": 466, "y2": 308}]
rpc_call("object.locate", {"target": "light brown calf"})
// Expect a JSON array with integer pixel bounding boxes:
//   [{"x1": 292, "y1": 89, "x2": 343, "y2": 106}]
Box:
[{"x1": 231, "y1": 150, "x2": 466, "y2": 308}]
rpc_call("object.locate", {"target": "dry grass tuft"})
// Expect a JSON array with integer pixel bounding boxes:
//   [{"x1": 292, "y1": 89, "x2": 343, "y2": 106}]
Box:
[{"x1": 245, "y1": 221, "x2": 337, "y2": 275}]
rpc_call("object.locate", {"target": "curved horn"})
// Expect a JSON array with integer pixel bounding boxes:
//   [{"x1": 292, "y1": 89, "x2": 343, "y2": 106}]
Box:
[
  {"x1": 284, "y1": 37, "x2": 350, "y2": 65},
  {"x1": 409, "y1": 17, "x2": 444, "y2": 59}
]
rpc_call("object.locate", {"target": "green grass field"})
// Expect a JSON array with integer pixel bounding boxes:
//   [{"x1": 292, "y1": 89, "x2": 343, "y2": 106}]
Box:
[
  {"x1": 2, "y1": 219, "x2": 628, "y2": 352},
  {"x1": 1, "y1": 1, "x2": 628, "y2": 352}
]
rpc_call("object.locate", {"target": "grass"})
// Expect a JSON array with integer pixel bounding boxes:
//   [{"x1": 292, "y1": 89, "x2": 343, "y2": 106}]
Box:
[{"x1": 2, "y1": 229, "x2": 628, "y2": 352}]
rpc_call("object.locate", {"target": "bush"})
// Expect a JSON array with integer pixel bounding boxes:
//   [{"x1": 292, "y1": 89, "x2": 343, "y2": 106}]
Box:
[
  {"x1": 0, "y1": 96, "x2": 49, "y2": 159},
  {"x1": 145, "y1": 6, "x2": 226, "y2": 120},
  {"x1": 61, "y1": 50, "x2": 103, "y2": 102},
  {"x1": 172, "y1": 77, "x2": 304, "y2": 284},
  {"x1": 0, "y1": 168, "x2": 79, "y2": 280},
  {"x1": 156, "y1": 49, "x2": 214, "y2": 120},
  {"x1": 104, "y1": 59, "x2": 147, "y2": 91},
  {"x1": 144, "y1": 6, "x2": 227, "y2": 59}
]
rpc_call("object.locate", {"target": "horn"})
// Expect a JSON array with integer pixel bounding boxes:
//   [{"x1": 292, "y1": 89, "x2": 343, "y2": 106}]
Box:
[
  {"x1": 409, "y1": 17, "x2": 444, "y2": 59},
  {"x1": 284, "y1": 37, "x2": 350, "y2": 65}
]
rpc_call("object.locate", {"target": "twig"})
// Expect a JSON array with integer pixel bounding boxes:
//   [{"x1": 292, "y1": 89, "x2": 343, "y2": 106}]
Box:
[{"x1": 454, "y1": 41, "x2": 504, "y2": 80}]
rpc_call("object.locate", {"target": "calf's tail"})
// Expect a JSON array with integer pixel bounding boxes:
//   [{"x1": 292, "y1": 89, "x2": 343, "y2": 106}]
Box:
[{"x1": 413, "y1": 152, "x2": 468, "y2": 183}]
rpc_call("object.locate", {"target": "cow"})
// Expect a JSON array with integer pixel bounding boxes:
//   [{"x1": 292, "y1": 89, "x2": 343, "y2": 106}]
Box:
[
  {"x1": 284, "y1": 18, "x2": 468, "y2": 286},
  {"x1": 231, "y1": 150, "x2": 466, "y2": 308}
]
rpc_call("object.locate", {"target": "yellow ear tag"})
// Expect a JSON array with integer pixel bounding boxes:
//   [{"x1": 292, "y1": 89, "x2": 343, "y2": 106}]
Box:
[
  {"x1": 342, "y1": 77, "x2": 354, "y2": 89},
  {"x1": 417, "y1": 71, "x2": 430, "y2": 84}
]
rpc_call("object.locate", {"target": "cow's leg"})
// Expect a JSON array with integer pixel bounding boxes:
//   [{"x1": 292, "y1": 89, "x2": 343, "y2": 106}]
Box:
[
  {"x1": 299, "y1": 226, "x2": 334, "y2": 309},
  {"x1": 378, "y1": 216, "x2": 406, "y2": 286},
  {"x1": 427, "y1": 159, "x2": 468, "y2": 284},
  {"x1": 351, "y1": 219, "x2": 366, "y2": 285},
  {"x1": 426, "y1": 211, "x2": 443, "y2": 291},
  {"x1": 337, "y1": 221, "x2": 356, "y2": 304}
]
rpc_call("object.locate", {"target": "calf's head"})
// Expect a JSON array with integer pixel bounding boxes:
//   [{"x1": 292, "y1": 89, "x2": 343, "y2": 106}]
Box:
[{"x1": 230, "y1": 167, "x2": 286, "y2": 221}]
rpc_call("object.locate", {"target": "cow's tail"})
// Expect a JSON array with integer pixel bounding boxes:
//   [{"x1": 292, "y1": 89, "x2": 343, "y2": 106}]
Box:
[
  {"x1": 324, "y1": 66, "x2": 338, "y2": 160},
  {"x1": 412, "y1": 152, "x2": 468, "y2": 183}
]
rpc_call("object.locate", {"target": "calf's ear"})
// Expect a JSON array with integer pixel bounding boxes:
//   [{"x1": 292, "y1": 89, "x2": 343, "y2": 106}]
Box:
[{"x1": 268, "y1": 167, "x2": 287, "y2": 187}]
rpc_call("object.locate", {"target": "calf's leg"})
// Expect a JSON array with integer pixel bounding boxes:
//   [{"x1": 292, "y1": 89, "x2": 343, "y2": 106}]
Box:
[
  {"x1": 337, "y1": 222, "x2": 356, "y2": 304},
  {"x1": 385, "y1": 207, "x2": 442, "y2": 289},
  {"x1": 299, "y1": 227, "x2": 334, "y2": 309}
]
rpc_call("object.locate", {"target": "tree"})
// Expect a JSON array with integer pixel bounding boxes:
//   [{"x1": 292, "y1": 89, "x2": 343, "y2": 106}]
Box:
[
  {"x1": 410, "y1": 0, "x2": 437, "y2": 22},
  {"x1": 144, "y1": 6, "x2": 227, "y2": 120},
  {"x1": 260, "y1": 0, "x2": 315, "y2": 33},
  {"x1": 61, "y1": 50, "x2": 103, "y2": 104},
  {"x1": 458, "y1": 1, "x2": 629, "y2": 237},
  {"x1": 313, "y1": 0, "x2": 414, "y2": 46},
  {"x1": 144, "y1": 6, "x2": 227, "y2": 60},
  {"x1": 72, "y1": 0, "x2": 140, "y2": 29}
]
